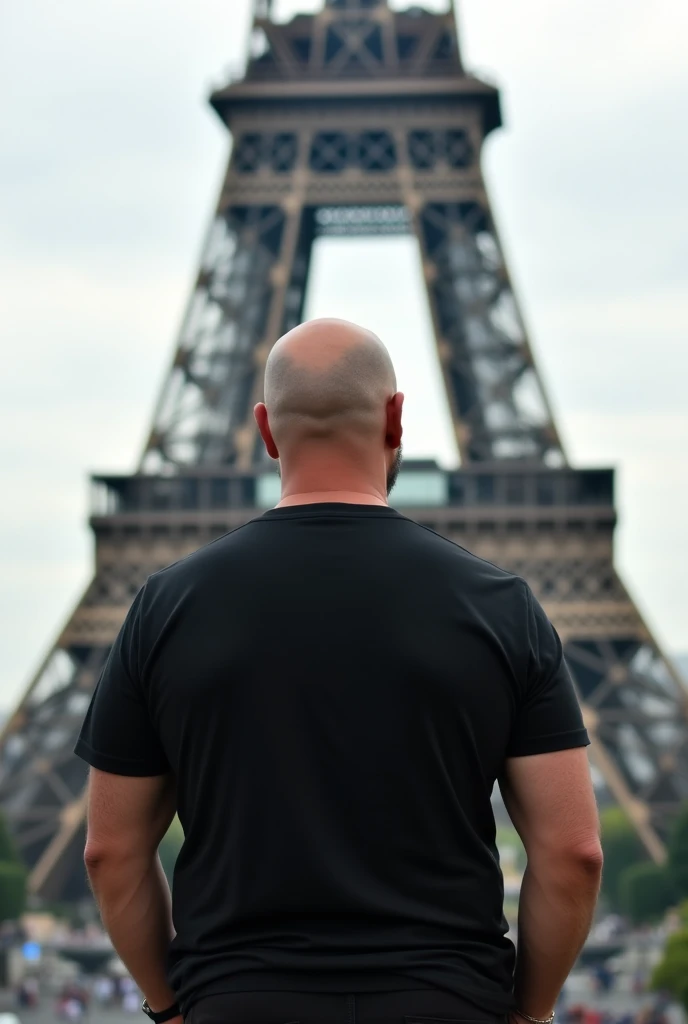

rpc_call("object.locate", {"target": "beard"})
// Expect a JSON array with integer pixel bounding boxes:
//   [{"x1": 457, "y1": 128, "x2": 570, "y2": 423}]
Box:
[
  {"x1": 387, "y1": 444, "x2": 403, "y2": 497},
  {"x1": 274, "y1": 443, "x2": 403, "y2": 497}
]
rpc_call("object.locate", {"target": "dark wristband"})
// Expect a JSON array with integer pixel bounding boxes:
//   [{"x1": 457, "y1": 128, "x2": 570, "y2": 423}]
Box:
[{"x1": 141, "y1": 999, "x2": 181, "y2": 1023}]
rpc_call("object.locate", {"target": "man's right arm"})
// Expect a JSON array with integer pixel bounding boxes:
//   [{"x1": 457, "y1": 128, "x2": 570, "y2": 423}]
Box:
[{"x1": 500, "y1": 747, "x2": 604, "y2": 1021}]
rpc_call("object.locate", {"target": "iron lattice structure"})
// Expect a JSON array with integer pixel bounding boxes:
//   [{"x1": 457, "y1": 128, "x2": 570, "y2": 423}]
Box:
[{"x1": 2, "y1": 0, "x2": 687, "y2": 901}]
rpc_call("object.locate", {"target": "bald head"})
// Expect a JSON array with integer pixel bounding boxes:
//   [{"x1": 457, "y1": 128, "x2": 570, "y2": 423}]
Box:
[{"x1": 263, "y1": 318, "x2": 397, "y2": 445}]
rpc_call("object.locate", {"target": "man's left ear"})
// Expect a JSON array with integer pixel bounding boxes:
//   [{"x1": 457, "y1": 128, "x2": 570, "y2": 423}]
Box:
[{"x1": 386, "y1": 392, "x2": 404, "y2": 450}]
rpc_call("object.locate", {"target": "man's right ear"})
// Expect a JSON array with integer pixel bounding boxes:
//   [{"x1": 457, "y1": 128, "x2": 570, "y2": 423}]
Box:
[{"x1": 254, "y1": 403, "x2": 280, "y2": 460}]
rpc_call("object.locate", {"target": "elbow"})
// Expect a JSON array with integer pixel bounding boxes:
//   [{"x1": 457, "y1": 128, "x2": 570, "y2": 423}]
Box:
[
  {"x1": 83, "y1": 843, "x2": 106, "y2": 875},
  {"x1": 531, "y1": 838, "x2": 604, "y2": 886},
  {"x1": 558, "y1": 840, "x2": 604, "y2": 886},
  {"x1": 572, "y1": 840, "x2": 604, "y2": 878},
  {"x1": 84, "y1": 839, "x2": 153, "y2": 876},
  {"x1": 84, "y1": 841, "x2": 118, "y2": 876}
]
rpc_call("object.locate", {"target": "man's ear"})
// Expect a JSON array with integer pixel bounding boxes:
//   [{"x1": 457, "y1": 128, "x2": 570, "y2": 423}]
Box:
[
  {"x1": 385, "y1": 392, "x2": 404, "y2": 450},
  {"x1": 254, "y1": 403, "x2": 279, "y2": 460}
]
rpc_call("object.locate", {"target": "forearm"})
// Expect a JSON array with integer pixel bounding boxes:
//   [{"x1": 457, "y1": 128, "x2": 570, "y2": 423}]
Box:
[
  {"x1": 514, "y1": 852, "x2": 602, "y2": 1016},
  {"x1": 87, "y1": 852, "x2": 176, "y2": 1011}
]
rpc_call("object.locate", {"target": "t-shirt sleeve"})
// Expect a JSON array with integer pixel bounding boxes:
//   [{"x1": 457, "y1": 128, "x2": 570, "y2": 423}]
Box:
[
  {"x1": 506, "y1": 581, "x2": 590, "y2": 758},
  {"x1": 74, "y1": 585, "x2": 170, "y2": 776}
]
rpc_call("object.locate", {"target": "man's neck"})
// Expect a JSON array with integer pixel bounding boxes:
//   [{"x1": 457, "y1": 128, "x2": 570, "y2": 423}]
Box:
[{"x1": 277, "y1": 489, "x2": 387, "y2": 508}]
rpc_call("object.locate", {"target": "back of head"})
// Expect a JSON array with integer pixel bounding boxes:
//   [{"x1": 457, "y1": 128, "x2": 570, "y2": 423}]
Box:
[{"x1": 263, "y1": 318, "x2": 397, "y2": 451}]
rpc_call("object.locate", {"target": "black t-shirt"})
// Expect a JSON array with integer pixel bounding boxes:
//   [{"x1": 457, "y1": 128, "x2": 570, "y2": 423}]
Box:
[{"x1": 75, "y1": 504, "x2": 589, "y2": 1014}]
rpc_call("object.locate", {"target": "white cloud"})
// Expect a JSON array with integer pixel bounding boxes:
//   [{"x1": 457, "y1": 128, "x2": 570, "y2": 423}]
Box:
[{"x1": 1, "y1": 0, "x2": 687, "y2": 707}]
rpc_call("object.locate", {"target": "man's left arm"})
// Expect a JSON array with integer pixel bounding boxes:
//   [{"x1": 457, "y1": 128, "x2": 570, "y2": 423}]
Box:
[{"x1": 84, "y1": 768, "x2": 181, "y2": 1020}]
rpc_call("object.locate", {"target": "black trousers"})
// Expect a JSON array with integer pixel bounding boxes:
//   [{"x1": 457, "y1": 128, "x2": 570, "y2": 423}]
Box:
[{"x1": 186, "y1": 989, "x2": 507, "y2": 1024}]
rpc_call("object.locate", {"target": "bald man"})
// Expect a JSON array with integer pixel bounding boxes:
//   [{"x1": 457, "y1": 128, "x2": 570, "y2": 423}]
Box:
[
  {"x1": 76, "y1": 319, "x2": 601, "y2": 1024},
  {"x1": 257, "y1": 319, "x2": 404, "y2": 503}
]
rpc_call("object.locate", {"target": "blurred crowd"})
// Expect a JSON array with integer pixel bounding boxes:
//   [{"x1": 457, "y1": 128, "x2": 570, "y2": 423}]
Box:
[
  {"x1": 15, "y1": 972, "x2": 143, "y2": 1019},
  {"x1": 558, "y1": 1004, "x2": 677, "y2": 1024},
  {"x1": 554, "y1": 963, "x2": 684, "y2": 1024},
  {"x1": 8, "y1": 914, "x2": 686, "y2": 1024}
]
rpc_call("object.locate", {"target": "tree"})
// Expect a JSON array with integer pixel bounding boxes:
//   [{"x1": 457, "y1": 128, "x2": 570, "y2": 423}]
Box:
[
  {"x1": 0, "y1": 812, "x2": 20, "y2": 863},
  {"x1": 619, "y1": 862, "x2": 676, "y2": 924},
  {"x1": 0, "y1": 811, "x2": 26, "y2": 922},
  {"x1": 678, "y1": 900, "x2": 688, "y2": 928},
  {"x1": 667, "y1": 803, "x2": 688, "y2": 899},
  {"x1": 642, "y1": 805, "x2": 688, "y2": 1011},
  {"x1": 600, "y1": 807, "x2": 647, "y2": 910},
  {"x1": 158, "y1": 817, "x2": 184, "y2": 885},
  {"x1": 651, "y1": 928, "x2": 688, "y2": 1011},
  {"x1": 0, "y1": 863, "x2": 27, "y2": 922},
  {"x1": 496, "y1": 826, "x2": 526, "y2": 873}
]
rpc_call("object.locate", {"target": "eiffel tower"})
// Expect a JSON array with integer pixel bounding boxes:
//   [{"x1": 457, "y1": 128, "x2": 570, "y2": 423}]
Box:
[{"x1": 2, "y1": 0, "x2": 687, "y2": 903}]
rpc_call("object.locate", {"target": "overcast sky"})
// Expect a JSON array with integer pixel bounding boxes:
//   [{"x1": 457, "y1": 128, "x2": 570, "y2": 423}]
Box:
[{"x1": 1, "y1": 0, "x2": 687, "y2": 710}]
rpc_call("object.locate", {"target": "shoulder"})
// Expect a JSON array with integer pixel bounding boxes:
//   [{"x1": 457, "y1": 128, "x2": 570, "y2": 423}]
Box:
[
  {"x1": 143, "y1": 518, "x2": 261, "y2": 594},
  {"x1": 399, "y1": 514, "x2": 527, "y2": 591}
]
